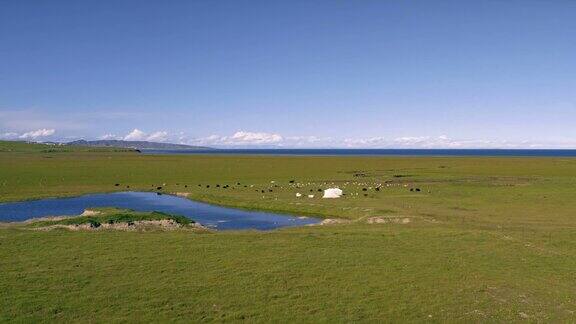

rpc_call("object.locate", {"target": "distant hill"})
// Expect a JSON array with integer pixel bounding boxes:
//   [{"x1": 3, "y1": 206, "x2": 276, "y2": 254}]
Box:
[{"x1": 67, "y1": 140, "x2": 211, "y2": 150}]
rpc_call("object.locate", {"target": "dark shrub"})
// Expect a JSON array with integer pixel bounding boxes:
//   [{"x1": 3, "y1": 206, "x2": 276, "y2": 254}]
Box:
[{"x1": 88, "y1": 220, "x2": 101, "y2": 228}]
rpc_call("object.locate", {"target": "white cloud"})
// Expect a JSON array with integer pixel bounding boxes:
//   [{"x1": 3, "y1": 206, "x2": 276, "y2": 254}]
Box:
[
  {"x1": 392, "y1": 135, "x2": 465, "y2": 148},
  {"x1": 230, "y1": 131, "x2": 283, "y2": 144},
  {"x1": 343, "y1": 137, "x2": 387, "y2": 147},
  {"x1": 147, "y1": 131, "x2": 169, "y2": 142},
  {"x1": 187, "y1": 134, "x2": 221, "y2": 146},
  {"x1": 18, "y1": 128, "x2": 55, "y2": 139},
  {"x1": 123, "y1": 131, "x2": 576, "y2": 149},
  {"x1": 186, "y1": 132, "x2": 545, "y2": 149},
  {"x1": 188, "y1": 131, "x2": 284, "y2": 146},
  {"x1": 285, "y1": 136, "x2": 325, "y2": 143},
  {"x1": 99, "y1": 134, "x2": 121, "y2": 140},
  {"x1": 123, "y1": 129, "x2": 147, "y2": 141},
  {"x1": 0, "y1": 129, "x2": 56, "y2": 141},
  {"x1": 9, "y1": 123, "x2": 568, "y2": 149},
  {"x1": 0, "y1": 132, "x2": 19, "y2": 140},
  {"x1": 343, "y1": 135, "x2": 479, "y2": 148},
  {"x1": 341, "y1": 135, "x2": 556, "y2": 149},
  {"x1": 122, "y1": 129, "x2": 169, "y2": 142},
  {"x1": 281, "y1": 136, "x2": 336, "y2": 148}
]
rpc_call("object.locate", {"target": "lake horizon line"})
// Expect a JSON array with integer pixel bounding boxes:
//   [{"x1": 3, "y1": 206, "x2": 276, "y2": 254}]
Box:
[{"x1": 141, "y1": 148, "x2": 576, "y2": 157}]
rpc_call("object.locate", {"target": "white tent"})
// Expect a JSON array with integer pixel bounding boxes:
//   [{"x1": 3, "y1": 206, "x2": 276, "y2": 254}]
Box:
[{"x1": 322, "y1": 188, "x2": 343, "y2": 198}]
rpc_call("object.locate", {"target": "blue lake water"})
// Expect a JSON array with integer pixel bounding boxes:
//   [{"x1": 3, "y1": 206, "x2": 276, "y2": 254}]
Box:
[
  {"x1": 141, "y1": 149, "x2": 576, "y2": 157},
  {"x1": 0, "y1": 192, "x2": 319, "y2": 230}
]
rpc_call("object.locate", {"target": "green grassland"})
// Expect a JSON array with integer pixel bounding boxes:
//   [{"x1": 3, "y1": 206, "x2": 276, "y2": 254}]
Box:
[{"x1": 1, "y1": 141, "x2": 576, "y2": 322}]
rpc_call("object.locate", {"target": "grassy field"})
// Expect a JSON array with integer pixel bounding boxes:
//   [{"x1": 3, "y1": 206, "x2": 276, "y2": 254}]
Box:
[{"x1": 1, "y1": 141, "x2": 576, "y2": 322}]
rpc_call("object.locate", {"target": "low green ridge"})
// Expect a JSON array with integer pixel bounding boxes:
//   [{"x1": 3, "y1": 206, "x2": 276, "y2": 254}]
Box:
[{"x1": 29, "y1": 208, "x2": 193, "y2": 228}]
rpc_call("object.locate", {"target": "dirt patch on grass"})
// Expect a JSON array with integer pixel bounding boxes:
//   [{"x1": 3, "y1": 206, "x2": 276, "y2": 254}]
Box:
[
  {"x1": 35, "y1": 219, "x2": 208, "y2": 232},
  {"x1": 311, "y1": 216, "x2": 412, "y2": 226},
  {"x1": 314, "y1": 218, "x2": 351, "y2": 226},
  {"x1": 80, "y1": 209, "x2": 101, "y2": 216},
  {"x1": 366, "y1": 217, "x2": 411, "y2": 224}
]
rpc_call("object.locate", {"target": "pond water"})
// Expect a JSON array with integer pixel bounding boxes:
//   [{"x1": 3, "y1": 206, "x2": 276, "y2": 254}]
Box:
[{"x1": 0, "y1": 192, "x2": 320, "y2": 230}]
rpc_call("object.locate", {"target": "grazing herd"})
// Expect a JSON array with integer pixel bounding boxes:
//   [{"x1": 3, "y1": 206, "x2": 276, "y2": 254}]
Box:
[{"x1": 111, "y1": 176, "x2": 428, "y2": 200}]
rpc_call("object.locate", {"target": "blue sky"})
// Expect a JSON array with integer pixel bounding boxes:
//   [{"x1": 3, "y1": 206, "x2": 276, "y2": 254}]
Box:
[{"x1": 1, "y1": 0, "x2": 575, "y2": 148}]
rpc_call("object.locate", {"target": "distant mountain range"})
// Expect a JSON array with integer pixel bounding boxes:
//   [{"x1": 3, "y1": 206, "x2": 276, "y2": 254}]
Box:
[{"x1": 67, "y1": 140, "x2": 211, "y2": 150}]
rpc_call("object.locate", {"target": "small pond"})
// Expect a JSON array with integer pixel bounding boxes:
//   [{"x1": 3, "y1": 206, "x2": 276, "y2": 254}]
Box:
[{"x1": 0, "y1": 191, "x2": 320, "y2": 230}]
